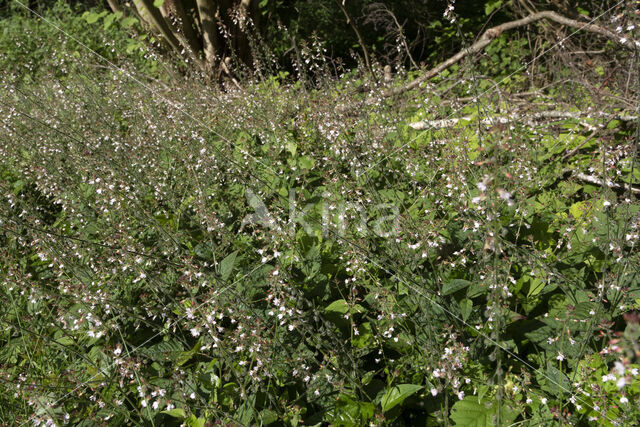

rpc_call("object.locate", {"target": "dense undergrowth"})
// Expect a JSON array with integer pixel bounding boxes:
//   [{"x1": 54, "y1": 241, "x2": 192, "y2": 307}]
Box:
[{"x1": 1, "y1": 1, "x2": 640, "y2": 426}]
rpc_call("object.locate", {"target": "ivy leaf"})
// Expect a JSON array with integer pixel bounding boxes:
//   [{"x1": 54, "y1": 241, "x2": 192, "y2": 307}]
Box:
[{"x1": 380, "y1": 384, "x2": 423, "y2": 412}]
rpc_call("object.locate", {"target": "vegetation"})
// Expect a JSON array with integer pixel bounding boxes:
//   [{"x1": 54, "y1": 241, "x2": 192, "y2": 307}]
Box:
[{"x1": 1, "y1": 0, "x2": 640, "y2": 425}]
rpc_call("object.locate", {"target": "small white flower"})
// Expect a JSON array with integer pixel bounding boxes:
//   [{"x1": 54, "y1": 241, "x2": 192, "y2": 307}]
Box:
[
  {"x1": 541, "y1": 398, "x2": 547, "y2": 405},
  {"x1": 603, "y1": 200, "x2": 611, "y2": 207},
  {"x1": 430, "y1": 388, "x2": 438, "y2": 396},
  {"x1": 620, "y1": 396, "x2": 628, "y2": 404},
  {"x1": 556, "y1": 353, "x2": 565, "y2": 362},
  {"x1": 457, "y1": 391, "x2": 465, "y2": 400}
]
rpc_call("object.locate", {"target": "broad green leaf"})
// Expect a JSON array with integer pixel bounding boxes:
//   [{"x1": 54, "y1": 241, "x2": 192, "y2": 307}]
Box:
[
  {"x1": 352, "y1": 322, "x2": 374, "y2": 348},
  {"x1": 451, "y1": 396, "x2": 519, "y2": 426},
  {"x1": 569, "y1": 201, "x2": 585, "y2": 219},
  {"x1": 185, "y1": 416, "x2": 206, "y2": 427},
  {"x1": 162, "y1": 408, "x2": 186, "y2": 419},
  {"x1": 153, "y1": 0, "x2": 165, "y2": 8},
  {"x1": 84, "y1": 11, "x2": 107, "y2": 24},
  {"x1": 459, "y1": 298, "x2": 473, "y2": 321},
  {"x1": 121, "y1": 16, "x2": 138, "y2": 28},
  {"x1": 526, "y1": 277, "x2": 545, "y2": 298},
  {"x1": 451, "y1": 397, "x2": 491, "y2": 426},
  {"x1": 443, "y1": 279, "x2": 472, "y2": 295},
  {"x1": 325, "y1": 299, "x2": 349, "y2": 315},
  {"x1": 220, "y1": 250, "x2": 238, "y2": 281},
  {"x1": 380, "y1": 384, "x2": 423, "y2": 412},
  {"x1": 298, "y1": 156, "x2": 315, "y2": 170}
]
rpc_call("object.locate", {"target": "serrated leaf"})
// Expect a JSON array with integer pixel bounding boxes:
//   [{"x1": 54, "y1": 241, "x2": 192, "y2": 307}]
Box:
[
  {"x1": 443, "y1": 279, "x2": 472, "y2": 295},
  {"x1": 450, "y1": 398, "x2": 491, "y2": 426},
  {"x1": 380, "y1": 384, "x2": 422, "y2": 412}
]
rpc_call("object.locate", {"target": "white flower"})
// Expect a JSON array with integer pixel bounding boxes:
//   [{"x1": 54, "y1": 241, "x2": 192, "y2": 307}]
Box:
[
  {"x1": 556, "y1": 353, "x2": 565, "y2": 362},
  {"x1": 620, "y1": 396, "x2": 629, "y2": 404},
  {"x1": 603, "y1": 200, "x2": 611, "y2": 207},
  {"x1": 430, "y1": 388, "x2": 438, "y2": 396},
  {"x1": 541, "y1": 398, "x2": 547, "y2": 405},
  {"x1": 457, "y1": 391, "x2": 465, "y2": 400}
]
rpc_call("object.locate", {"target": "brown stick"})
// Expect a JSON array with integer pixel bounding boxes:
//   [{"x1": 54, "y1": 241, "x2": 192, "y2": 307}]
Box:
[{"x1": 386, "y1": 11, "x2": 638, "y2": 97}]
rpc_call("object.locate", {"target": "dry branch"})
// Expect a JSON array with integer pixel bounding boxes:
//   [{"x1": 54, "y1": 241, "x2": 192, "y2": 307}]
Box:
[
  {"x1": 572, "y1": 172, "x2": 640, "y2": 195},
  {"x1": 387, "y1": 10, "x2": 639, "y2": 97},
  {"x1": 409, "y1": 111, "x2": 637, "y2": 131}
]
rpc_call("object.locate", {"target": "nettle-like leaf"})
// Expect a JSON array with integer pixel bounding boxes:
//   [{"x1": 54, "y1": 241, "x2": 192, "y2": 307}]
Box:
[{"x1": 450, "y1": 396, "x2": 519, "y2": 426}]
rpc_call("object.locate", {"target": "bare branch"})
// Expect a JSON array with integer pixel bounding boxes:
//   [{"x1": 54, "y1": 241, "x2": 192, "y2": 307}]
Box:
[{"x1": 387, "y1": 10, "x2": 638, "y2": 97}]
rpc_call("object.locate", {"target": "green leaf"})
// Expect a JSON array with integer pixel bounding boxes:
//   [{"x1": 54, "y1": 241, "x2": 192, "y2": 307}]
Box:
[
  {"x1": 380, "y1": 384, "x2": 423, "y2": 412},
  {"x1": 185, "y1": 415, "x2": 206, "y2": 427},
  {"x1": 162, "y1": 408, "x2": 186, "y2": 419},
  {"x1": 485, "y1": 0, "x2": 502, "y2": 15},
  {"x1": 443, "y1": 279, "x2": 472, "y2": 295},
  {"x1": 220, "y1": 250, "x2": 238, "y2": 281},
  {"x1": 451, "y1": 397, "x2": 491, "y2": 426},
  {"x1": 298, "y1": 156, "x2": 315, "y2": 170},
  {"x1": 325, "y1": 299, "x2": 349, "y2": 315},
  {"x1": 153, "y1": 0, "x2": 165, "y2": 8},
  {"x1": 121, "y1": 16, "x2": 138, "y2": 28},
  {"x1": 83, "y1": 12, "x2": 99, "y2": 24},
  {"x1": 103, "y1": 13, "x2": 117, "y2": 30},
  {"x1": 459, "y1": 298, "x2": 473, "y2": 321},
  {"x1": 450, "y1": 396, "x2": 519, "y2": 426}
]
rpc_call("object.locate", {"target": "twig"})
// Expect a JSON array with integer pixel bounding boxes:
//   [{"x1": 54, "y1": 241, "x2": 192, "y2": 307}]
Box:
[
  {"x1": 409, "y1": 110, "x2": 638, "y2": 130},
  {"x1": 571, "y1": 171, "x2": 640, "y2": 194},
  {"x1": 562, "y1": 127, "x2": 601, "y2": 161},
  {"x1": 386, "y1": 10, "x2": 639, "y2": 97}
]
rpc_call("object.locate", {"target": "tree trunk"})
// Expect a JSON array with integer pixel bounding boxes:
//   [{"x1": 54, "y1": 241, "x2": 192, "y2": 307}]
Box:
[
  {"x1": 195, "y1": 0, "x2": 221, "y2": 69},
  {"x1": 132, "y1": 0, "x2": 181, "y2": 52}
]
